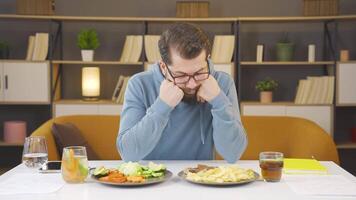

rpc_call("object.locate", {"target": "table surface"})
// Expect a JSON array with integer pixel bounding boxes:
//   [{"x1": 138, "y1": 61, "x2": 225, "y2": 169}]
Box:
[{"x1": 0, "y1": 160, "x2": 356, "y2": 200}]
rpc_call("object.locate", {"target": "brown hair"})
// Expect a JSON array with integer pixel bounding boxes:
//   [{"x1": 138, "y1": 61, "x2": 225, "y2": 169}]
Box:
[{"x1": 158, "y1": 23, "x2": 211, "y2": 65}]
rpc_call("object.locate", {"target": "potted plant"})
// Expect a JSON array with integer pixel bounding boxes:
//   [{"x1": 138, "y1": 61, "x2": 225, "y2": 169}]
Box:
[
  {"x1": 0, "y1": 41, "x2": 10, "y2": 59},
  {"x1": 256, "y1": 78, "x2": 278, "y2": 103},
  {"x1": 276, "y1": 32, "x2": 294, "y2": 61},
  {"x1": 77, "y1": 29, "x2": 100, "y2": 61}
]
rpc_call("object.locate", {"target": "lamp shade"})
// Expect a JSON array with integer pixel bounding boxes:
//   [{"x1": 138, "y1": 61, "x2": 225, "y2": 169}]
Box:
[{"x1": 82, "y1": 67, "x2": 100, "y2": 99}]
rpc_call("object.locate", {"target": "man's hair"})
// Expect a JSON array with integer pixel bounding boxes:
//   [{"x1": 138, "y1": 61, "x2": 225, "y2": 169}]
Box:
[{"x1": 158, "y1": 23, "x2": 211, "y2": 65}]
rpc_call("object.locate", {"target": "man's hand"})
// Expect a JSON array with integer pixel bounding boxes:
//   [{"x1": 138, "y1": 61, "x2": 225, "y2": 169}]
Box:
[
  {"x1": 159, "y1": 79, "x2": 184, "y2": 108},
  {"x1": 197, "y1": 76, "x2": 221, "y2": 102}
]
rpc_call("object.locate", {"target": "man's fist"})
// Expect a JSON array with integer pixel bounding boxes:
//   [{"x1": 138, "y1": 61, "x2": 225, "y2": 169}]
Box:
[
  {"x1": 159, "y1": 80, "x2": 184, "y2": 108},
  {"x1": 197, "y1": 76, "x2": 221, "y2": 102}
]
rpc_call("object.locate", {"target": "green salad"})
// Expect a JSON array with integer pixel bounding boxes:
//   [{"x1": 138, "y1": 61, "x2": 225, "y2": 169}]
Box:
[
  {"x1": 118, "y1": 161, "x2": 166, "y2": 178},
  {"x1": 93, "y1": 161, "x2": 166, "y2": 179}
]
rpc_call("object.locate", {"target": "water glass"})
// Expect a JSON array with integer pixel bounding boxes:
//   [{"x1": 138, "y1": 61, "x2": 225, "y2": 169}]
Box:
[{"x1": 22, "y1": 136, "x2": 48, "y2": 168}]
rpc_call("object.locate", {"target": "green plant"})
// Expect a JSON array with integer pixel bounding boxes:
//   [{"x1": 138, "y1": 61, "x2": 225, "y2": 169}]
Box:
[
  {"x1": 77, "y1": 29, "x2": 100, "y2": 50},
  {"x1": 255, "y1": 78, "x2": 278, "y2": 92}
]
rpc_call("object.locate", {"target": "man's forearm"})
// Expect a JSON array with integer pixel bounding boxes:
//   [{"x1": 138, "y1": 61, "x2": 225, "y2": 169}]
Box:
[{"x1": 117, "y1": 98, "x2": 172, "y2": 161}]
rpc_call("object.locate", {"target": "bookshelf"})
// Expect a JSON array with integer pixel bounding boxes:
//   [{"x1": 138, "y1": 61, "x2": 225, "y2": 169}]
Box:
[
  {"x1": 240, "y1": 61, "x2": 334, "y2": 66},
  {"x1": 337, "y1": 142, "x2": 356, "y2": 149},
  {"x1": 51, "y1": 60, "x2": 143, "y2": 65}
]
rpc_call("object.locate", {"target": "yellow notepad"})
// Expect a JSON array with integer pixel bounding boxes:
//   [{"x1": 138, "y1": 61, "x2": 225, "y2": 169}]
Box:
[{"x1": 283, "y1": 158, "x2": 328, "y2": 174}]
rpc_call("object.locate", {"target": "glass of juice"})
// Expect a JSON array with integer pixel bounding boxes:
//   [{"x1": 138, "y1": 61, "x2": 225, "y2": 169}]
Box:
[
  {"x1": 61, "y1": 146, "x2": 89, "y2": 183},
  {"x1": 259, "y1": 152, "x2": 284, "y2": 182}
]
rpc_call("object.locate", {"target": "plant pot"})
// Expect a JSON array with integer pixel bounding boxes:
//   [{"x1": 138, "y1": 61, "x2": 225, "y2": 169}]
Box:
[
  {"x1": 276, "y1": 43, "x2": 294, "y2": 61},
  {"x1": 260, "y1": 91, "x2": 273, "y2": 103},
  {"x1": 81, "y1": 50, "x2": 94, "y2": 62}
]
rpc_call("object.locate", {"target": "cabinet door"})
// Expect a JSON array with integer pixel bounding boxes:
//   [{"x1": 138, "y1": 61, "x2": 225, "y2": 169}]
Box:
[
  {"x1": 286, "y1": 106, "x2": 332, "y2": 135},
  {"x1": 54, "y1": 104, "x2": 98, "y2": 117},
  {"x1": 98, "y1": 105, "x2": 122, "y2": 115},
  {"x1": 337, "y1": 63, "x2": 356, "y2": 105},
  {"x1": 3, "y1": 62, "x2": 50, "y2": 103},
  {"x1": 242, "y1": 105, "x2": 286, "y2": 116}
]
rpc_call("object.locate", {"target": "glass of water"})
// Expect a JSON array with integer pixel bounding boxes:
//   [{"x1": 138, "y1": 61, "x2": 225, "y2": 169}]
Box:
[{"x1": 22, "y1": 136, "x2": 48, "y2": 168}]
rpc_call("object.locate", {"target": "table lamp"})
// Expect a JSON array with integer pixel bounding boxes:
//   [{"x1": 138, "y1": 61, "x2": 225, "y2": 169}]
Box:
[{"x1": 82, "y1": 67, "x2": 100, "y2": 100}]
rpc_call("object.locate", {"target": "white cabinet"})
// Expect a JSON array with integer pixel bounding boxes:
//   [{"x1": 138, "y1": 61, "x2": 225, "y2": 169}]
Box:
[
  {"x1": 241, "y1": 103, "x2": 333, "y2": 135},
  {"x1": 337, "y1": 62, "x2": 356, "y2": 105},
  {"x1": 0, "y1": 61, "x2": 50, "y2": 104},
  {"x1": 54, "y1": 100, "x2": 122, "y2": 117},
  {"x1": 286, "y1": 106, "x2": 332, "y2": 135}
]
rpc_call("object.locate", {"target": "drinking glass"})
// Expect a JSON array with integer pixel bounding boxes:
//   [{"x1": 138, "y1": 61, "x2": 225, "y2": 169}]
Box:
[
  {"x1": 259, "y1": 152, "x2": 284, "y2": 182},
  {"x1": 22, "y1": 136, "x2": 48, "y2": 168},
  {"x1": 61, "y1": 146, "x2": 89, "y2": 183}
]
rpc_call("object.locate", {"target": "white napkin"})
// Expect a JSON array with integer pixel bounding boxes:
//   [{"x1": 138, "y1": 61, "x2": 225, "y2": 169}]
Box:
[
  {"x1": 285, "y1": 175, "x2": 356, "y2": 196},
  {"x1": 0, "y1": 173, "x2": 64, "y2": 195}
]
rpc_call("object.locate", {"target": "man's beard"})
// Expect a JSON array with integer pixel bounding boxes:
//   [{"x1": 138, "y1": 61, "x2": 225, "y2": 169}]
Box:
[{"x1": 181, "y1": 87, "x2": 200, "y2": 104}]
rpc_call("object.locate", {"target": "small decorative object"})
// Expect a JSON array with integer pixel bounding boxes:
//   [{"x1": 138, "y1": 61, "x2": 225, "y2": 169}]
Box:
[
  {"x1": 276, "y1": 33, "x2": 294, "y2": 62},
  {"x1": 256, "y1": 77, "x2": 278, "y2": 103},
  {"x1": 3, "y1": 121, "x2": 27, "y2": 143},
  {"x1": 303, "y1": 0, "x2": 338, "y2": 16},
  {"x1": 16, "y1": 0, "x2": 55, "y2": 15},
  {"x1": 176, "y1": 1, "x2": 209, "y2": 18},
  {"x1": 77, "y1": 29, "x2": 100, "y2": 62},
  {"x1": 256, "y1": 44, "x2": 264, "y2": 63},
  {"x1": 351, "y1": 127, "x2": 356, "y2": 143},
  {"x1": 340, "y1": 50, "x2": 349, "y2": 62},
  {"x1": 82, "y1": 67, "x2": 100, "y2": 100},
  {"x1": 0, "y1": 41, "x2": 10, "y2": 59},
  {"x1": 308, "y1": 44, "x2": 316, "y2": 62}
]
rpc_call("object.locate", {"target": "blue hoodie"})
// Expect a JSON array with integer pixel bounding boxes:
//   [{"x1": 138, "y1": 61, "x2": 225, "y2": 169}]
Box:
[{"x1": 117, "y1": 60, "x2": 247, "y2": 163}]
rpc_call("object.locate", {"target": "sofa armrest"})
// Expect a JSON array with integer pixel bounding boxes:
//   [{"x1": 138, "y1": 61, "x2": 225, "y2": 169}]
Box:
[{"x1": 31, "y1": 119, "x2": 60, "y2": 161}]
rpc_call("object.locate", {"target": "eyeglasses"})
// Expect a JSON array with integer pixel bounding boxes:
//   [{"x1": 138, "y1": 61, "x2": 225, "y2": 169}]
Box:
[{"x1": 163, "y1": 60, "x2": 210, "y2": 85}]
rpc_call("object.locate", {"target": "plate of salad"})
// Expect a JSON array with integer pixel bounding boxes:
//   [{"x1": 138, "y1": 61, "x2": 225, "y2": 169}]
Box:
[{"x1": 91, "y1": 161, "x2": 172, "y2": 186}]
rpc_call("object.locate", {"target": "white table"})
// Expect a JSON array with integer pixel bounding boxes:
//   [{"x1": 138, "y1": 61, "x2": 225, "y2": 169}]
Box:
[{"x1": 0, "y1": 160, "x2": 356, "y2": 200}]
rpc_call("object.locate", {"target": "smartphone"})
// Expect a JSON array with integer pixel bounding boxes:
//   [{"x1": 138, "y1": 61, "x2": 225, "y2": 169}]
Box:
[{"x1": 39, "y1": 161, "x2": 62, "y2": 173}]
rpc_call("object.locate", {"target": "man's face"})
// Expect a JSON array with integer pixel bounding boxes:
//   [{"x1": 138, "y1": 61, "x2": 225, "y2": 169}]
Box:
[{"x1": 160, "y1": 50, "x2": 209, "y2": 103}]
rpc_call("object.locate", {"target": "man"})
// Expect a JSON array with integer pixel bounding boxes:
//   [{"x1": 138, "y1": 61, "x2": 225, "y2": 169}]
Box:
[{"x1": 117, "y1": 23, "x2": 247, "y2": 163}]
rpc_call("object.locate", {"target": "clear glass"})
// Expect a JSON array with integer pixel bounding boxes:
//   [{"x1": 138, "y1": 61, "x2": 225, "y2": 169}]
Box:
[
  {"x1": 61, "y1": 146, "x2": 89, "y2": 183},
  {"x1": 22, "y1": 136, "x2": 48, "y2": 168},
  {"x1": 259, "y1": 152, "x2": 284, "y2": 182}
]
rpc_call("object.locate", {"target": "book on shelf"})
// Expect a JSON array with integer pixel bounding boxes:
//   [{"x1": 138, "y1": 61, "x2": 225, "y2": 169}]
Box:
[
  {"x1": 115, "y1": 76, "x2": 131, "y2": 104},
  {"x1": 144, "y1": 35, "x2": 161, "y2": 63},
  {"x1": 294, "y1": 76, "x2": 334, "y2": 104},
  {"x1": 119, "y1": 35, "x2": 143, "y2": 63},
  {"x1": 256, "y1": 44, "x2": 264, "y2": 62},
  {"x1": 213, "y1": 63, "x2": 234, "y2": 78},
  {"x1": 283, "y1": 158, "x2": 328, "y2": 175},
  {"x1": 25, "y1": 35, "x2": 35, "y2": 60},
  {"x1": 211, "y1": 35, "x2": 235, "y2": 63},
  {"x1": 32, "y1": 33, "x2": 49, "y2": 61},
  {"x1": 111, "y1": 75, "x2": 125, "y2": 101}
]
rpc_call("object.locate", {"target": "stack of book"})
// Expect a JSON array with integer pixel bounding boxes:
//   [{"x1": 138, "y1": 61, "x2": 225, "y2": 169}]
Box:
[
  {"x1": 25, "y1": 33, "x2": 49, "y2": 61},
  {"x1": 144, "y1": 35, "x2": 161, "y2": 63},
  {"x1": 294, "y1": 76, "x2": 335, "y2": 104},
  {"x1": 112, "y1": 75, "x2": 131, "y2": 104},
  {"x1": 119, "y1": 35, "x2": 143, "y2": 63},
  {"x1": 211, "y1": 35, "x2": 235, "y2": 63}
]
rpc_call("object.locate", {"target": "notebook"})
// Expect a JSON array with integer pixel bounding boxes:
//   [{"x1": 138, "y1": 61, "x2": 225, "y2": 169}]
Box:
[{"x1": 283, "y1": 158, "x2": 328, "y2": 174}]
